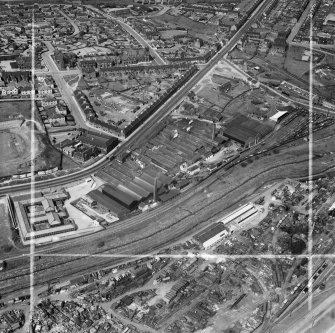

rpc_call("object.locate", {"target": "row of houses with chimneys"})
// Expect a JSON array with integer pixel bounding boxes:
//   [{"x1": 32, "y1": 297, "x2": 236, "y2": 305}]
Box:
[{"x1": 0, "y1": 85, "x2": 54, "y2": 97}]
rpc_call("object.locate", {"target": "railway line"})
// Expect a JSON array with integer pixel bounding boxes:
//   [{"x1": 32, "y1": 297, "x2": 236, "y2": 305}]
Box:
[
  {"x1": 0, "y1": 0, "x2": 275, "y2": 196},
  {"x1": 1, "y1": 127, "x2": 334, "y2": 298},
  {"x1": 2, "y1": 0, "x2": 335, "y2": 310}
]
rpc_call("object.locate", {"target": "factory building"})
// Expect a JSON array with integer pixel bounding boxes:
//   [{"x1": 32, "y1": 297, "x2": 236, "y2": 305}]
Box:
[
  {"x1": 102, "y1": 185, "x2": 138, "y2": 209},
  {"x1": 78, "y1": 129, "x2": 119, "y2": 154},
  {"x1": 194, "y1": 204, "x2": 258, "y2": 249},
  {"x1": 193, "y1": 223, "x2": 229, "y2": 250},
  {"x1": 87, "y1": 189, "x2": 130, "y2": 219},
  {"x1": 219, "y1": 203, "x2": 258, "y2": 225}
]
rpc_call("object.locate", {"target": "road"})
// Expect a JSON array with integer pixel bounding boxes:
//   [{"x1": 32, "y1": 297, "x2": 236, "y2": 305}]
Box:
[
  {"x1": 286, "y1": 0, "x2": 315, "y2": 45},
  {"x1": 41, "y1": 42, "x2": 88, "y2": 130},
  {"x1": 291, "y1": 41, "x2": 335, "y2": 51},
  {"x1": 58, "y1": 9, "x2": 80, "y2": 36},
  {"x1": 221, "y1": 57, "x2": 335, "y2": 116},
  {"x1": 0, "y1": 0, "x2": 275, "y2": 196},
  {"x1": 35, "y1": 69, "x2": 81, "y2": 76},
  {"x1": 86, "y1": 5, "x2": 166, "y2": 65},
  {"x1": 40, "y1": 41, "x2": 114, "y2": 134}
]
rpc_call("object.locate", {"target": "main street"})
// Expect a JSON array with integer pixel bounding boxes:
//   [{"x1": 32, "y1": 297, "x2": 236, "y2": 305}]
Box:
[
  {"x1": 41, "y1": 41, "x2": 91, "y2": 130},
  {"x1": 0, "y1": 0, "x2": 276, "y2": 197}
]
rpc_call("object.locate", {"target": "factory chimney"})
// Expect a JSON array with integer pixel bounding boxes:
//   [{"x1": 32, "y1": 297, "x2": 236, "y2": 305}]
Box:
[
  {"x1": 153, "y1": 177, "x2": 158, "y2": 202},
  {"x1": 212, "y1": 123, "x2": 216, "y2": 141}
]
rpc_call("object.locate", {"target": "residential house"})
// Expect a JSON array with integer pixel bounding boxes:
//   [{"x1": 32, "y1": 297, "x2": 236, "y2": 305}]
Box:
[
  {"x1": 20, "y1": 86, "x2": 34, "y2": 95},
  {"x1": 38, "y1": 85, "x2": 52, "y2": 96},
  {"x1": 55, "y1": 104, "x2": 68, "y2": 115},
  {"x1": 1, "y1": 86, "x2": 18, "y2": 96},
  {"x1": 42, "y1": 96, "x2": 57, "y2": 107},
  {"x1": 49, "y1": 114, "x2": 66, "y2": 126}
]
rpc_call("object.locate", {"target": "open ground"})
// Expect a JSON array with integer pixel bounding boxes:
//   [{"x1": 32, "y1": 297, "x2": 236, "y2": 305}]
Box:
[
  {"x1": 0, "y1": 101, "x2": 34, "y2": 122},
  {"x1": 0, "y1": 126, "x2": 61, "y2": 178}
]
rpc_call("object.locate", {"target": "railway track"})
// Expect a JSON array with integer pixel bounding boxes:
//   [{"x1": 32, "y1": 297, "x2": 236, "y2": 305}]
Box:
[{"x1": 1, "y1": 131, "x2": 334, "y2": 298}]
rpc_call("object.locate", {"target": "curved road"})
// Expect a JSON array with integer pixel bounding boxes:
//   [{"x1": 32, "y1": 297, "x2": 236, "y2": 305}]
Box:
[
  {"x1": 0, "y1": 0, "x2": 275, "y2": 196},
  {"x1": 58, "y1": 10, "x2": 80, "y2": 36},
  {"x1": 86, "y1": 5, "x2": 166, "y2": 65},
  {"x1": 0, "y1": 0, "x2": 274, "y2": 195}
]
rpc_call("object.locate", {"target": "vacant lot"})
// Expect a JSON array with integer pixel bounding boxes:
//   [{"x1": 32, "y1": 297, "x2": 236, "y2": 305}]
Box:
[
  {"x1": 0, "y1": 127, "x2": 61, "y2": 177},
  {"x1": 197, "y1": 86, "x2": 231, "y2": 109},
  {"x1": 153, "y1": 14, "x2": 218, "y2": 35},
  {"x1": 224, "y1": 88, "x2": 277, "y2": 120},
  {"x1": 0, "y1": 129, "x2": 31, "y2": 177},
  {"x1": 0, "y1": 100, "x2": 34, "y2": 122}
]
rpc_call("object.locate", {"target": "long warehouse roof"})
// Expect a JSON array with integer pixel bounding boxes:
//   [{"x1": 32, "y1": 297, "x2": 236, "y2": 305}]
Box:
[
  {"x1": 194, "y1": 223, "x2": 226, "y2": 244},
  {"x1": 102, "y1": 185, "x2": 137, "y2": 206},
  {"x1": 88, "y1": 190, "x2": 129, "y2": 214}
]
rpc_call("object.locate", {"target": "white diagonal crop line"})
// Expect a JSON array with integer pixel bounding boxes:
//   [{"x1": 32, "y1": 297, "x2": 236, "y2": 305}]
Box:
[
  {"x1": 29, "y1": 9, "x2": 36, "y2": 329},
  {"x1": 307, "y1": 8, "x2": 314, "y2": 312}
]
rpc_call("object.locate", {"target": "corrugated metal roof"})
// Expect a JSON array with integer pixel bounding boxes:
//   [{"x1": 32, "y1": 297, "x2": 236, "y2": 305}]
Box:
[
  {"x1": 194, "y1": 223, "x2": 227, "y2": 244},
  {"x1": 102, "y1": 185, "x2": 137, "y2": 207},
  {"x1": 87, "y1": 190, "x2": 129, "y2": 215},
  {"x1": 133, "y1": 177, "x2": 154, "y2": 193}
]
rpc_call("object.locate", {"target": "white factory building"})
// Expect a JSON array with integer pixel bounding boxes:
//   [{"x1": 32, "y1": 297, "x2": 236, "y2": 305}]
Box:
[{"x1": 193, "y1": 203, "x2": 258, "y2": 250}]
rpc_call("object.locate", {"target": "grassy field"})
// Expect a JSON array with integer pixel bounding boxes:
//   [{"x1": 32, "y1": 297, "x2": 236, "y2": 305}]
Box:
[
  {"x1": 0, "y1": 100, "x2": 34, "y2": 122},
  {"x1": 284, "y1": 46, "x2": 310, "y2": 77},
  {"x1": 153, "y1": 14, "x2": 218, "y2": 35}
]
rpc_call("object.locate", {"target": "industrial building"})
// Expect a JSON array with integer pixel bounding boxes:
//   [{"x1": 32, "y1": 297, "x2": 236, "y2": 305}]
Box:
[
  {"x1": 163, "y1": 279, "x2": 189, "y2": 304},
  {"x1": 221, "y1": 115, "x2": 272, "y2": 145},
  {"x1": 102, "y1": 184, "x2": 138, "y2": 209},
  {"x1": 9, "y1": 192, "x2": 75, "y2": 242},
  {"x1": 96, "y1": 166, "x2": 172, "y2": 203},
  {"x1": 194, "y1": 204, "x2": 258, "y2": 249},
  {"x1": 219, "y1": 203, "x2": 258, "y2": 225},
  {"x1": 269, "y1": 111, "x2": 288, "y2": 123},
  {"x1": 78, "y1": 129, "x2": 119, "y2": 154},
  {"x1": 193, "y1": 223, "x2": 228, "y2": 250},
  {"x1": 86, "y1": 189, "x2": 130, "y2": 218}
]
